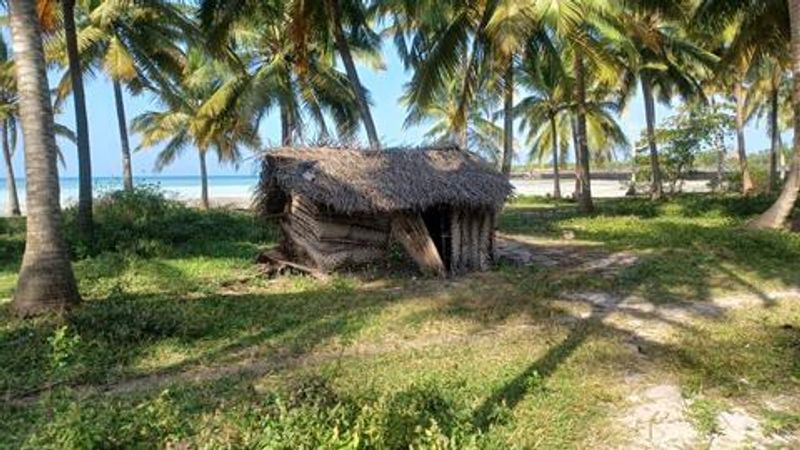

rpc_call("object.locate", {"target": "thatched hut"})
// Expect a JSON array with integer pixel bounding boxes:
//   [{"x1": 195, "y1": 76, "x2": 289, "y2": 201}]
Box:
[{"x1": 255, "y1": 146, "x2": 512, "y2": 275}]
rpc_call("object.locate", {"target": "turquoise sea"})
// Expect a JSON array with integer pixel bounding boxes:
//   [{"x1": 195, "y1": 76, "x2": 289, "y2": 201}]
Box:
[{"x1": 0, "y1": 175, "x2": 259, "y2": 213}]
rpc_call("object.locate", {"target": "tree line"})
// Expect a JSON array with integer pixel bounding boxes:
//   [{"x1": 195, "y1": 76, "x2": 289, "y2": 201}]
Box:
[{"x1": 3, "y1": 0, "x2": 799, "y2": 316}]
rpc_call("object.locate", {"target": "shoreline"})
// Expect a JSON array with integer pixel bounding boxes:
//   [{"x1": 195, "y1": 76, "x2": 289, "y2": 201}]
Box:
[{"x1": 0, "y1": 178, "x2": 714, "y2": 217}]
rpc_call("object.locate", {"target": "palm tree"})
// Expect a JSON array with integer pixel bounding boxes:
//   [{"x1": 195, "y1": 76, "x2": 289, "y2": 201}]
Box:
[
  {"x1": 749, "y1": 0, "x2": 800, "y2": 229},
  {"x1": 613, "y1": 6, "x2": 716, "y2": 199},
  {"x1": 321, "y1": 0, "x2": 381, "y2": 148},
  {"x1": 746, "y1": 57, "x2": 791, "y2": 192},
  {"x1": 392, "y1": 0, "x2": 540, "y2": 177},
  {"x1": 222, "y1": 6, "x2": 362, "y2": 146},
  {"x1": 695, "y1": 0, "x2": 796, "y2": 228},
  {"x1": 53, "y1": 0, "x2": 93, "y2": 242},
  {"x1": 403, "y1": 74, "x2": 503, "y2": 163},
  {"x1": 0, "y1": 35, "x2": 20, "y2": 216},
  {"x1": 200, "y1": 0, "x2": 382, "y2": 149},
  {"x1": 8, "y1": 0, "x2": 80, "y2": 315},
  {"x1": 132, "y1": 49, "x2": 260, "y2": 209},
  {"x1": 516, "y1": 43, "x2": 571, "y2": 199},
  {"x1": 535, "y1": 0, "x2": 623, "y2": 212},
  {"x1": 47, "y1": 0, "x2": 192, "y2": 192}
]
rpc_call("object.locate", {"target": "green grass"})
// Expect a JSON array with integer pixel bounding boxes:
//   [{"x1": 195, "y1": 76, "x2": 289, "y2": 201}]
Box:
[{"x1": 1, "y1": 192, "x2": 799, "y2": 448}]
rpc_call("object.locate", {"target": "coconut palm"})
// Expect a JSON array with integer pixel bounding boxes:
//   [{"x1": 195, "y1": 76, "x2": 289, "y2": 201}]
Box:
[
  {"x1": 403, "y1": 74, "x2": 503, "y2": 163},
  {"x1": 36, "y1": 0, "x2": 94, "y2": 242},
  {"x1": 695, "y1": 0, "x2": 796, "y2": 228},
  {"x1": 518, "y1": 73, "x2": 629, "y2": 201},
  {"x1": 746, "y1": 57, "x2": 791, "y2": 192},
  {"x1": 537, "y1": 0, "x2": 625, "y2": 212},
  {"x1": 516, "y1": 42, "x2": 571, "y2": 199},
  {"x1": 612, "y1": 5, "x2": 716, "y2": 199},
  {"x1": 7, "y1": 0, "x2": 81, "y2": 315},
  {"x1": 221, "y1": 6, "x2": 362, "y2": 146},
  {"x1": 132, "y1": 49, "x2": 261, "y2": 209},
  {"x1": 46, "y1": 0, "x2": 192, "y2": 192},
  {"x1": 200, "y1": 0, "x2": 383, "y2": 149},
  {"x1": 0, "y1": 35, "x2": 20, "y2": 216},
  {"x1": 393, "y1": 0, "x2": 543, "y2": 177}
]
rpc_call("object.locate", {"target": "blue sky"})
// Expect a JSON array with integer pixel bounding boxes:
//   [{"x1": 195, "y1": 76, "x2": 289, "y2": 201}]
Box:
[{"x1": 7, "y1": 48, "x2": 779, "y2": 179}]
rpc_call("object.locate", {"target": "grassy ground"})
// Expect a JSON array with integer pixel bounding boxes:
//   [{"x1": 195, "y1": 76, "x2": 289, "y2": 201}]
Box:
[{"x1": 1, "y1": 191, "x2": 799, "y2": 448}]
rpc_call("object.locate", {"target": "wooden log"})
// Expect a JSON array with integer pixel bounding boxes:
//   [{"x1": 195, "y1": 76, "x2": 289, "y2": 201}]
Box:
[
  {"x1": 256, "y1": 249, "x2": 329, "y2": 281},
  {"x1": 318, "y1": 247, "x2": 386, "y2": 269},
  {"x1": 281, "y1": 221, "x2": 326, "y2": 268},
  {"x1": 317, "y1": 222, "x2": 389, "y2": 243},
  {"x1": 320, "y1": 214, "x2": 390, "y2": 231},
  {"x1": 391, "y1": 212, "x2": 445, "y2": 276}
]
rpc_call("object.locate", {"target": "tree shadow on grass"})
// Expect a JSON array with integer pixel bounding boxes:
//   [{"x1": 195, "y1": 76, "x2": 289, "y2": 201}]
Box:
[{"x1": 0, "y1": 273, "x2": 403, "y2": 402}]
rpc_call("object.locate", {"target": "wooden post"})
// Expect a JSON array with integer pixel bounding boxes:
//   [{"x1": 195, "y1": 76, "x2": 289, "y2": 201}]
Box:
[
  {"x1": 478, "y1": 211, "x2": 491, "y2": 271},
  {"x1": 469, "y1": 212, "x2": 481, "y2": 269},
  {"x1": 391, "y1": 212, "x2": 446, "y2": 276},
  {"x1": 450, "y1": 209, "x2": 462, "y2": 274}
]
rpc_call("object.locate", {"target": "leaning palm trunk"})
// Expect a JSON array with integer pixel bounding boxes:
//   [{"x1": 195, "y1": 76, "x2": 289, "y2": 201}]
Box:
[
  {"x1": 734, "y1": 81, "x2": 754, "y2": 194},
  {"x1": 501, "y1": 56, "x2": 514, "y2": 177},
  {"x1": 199, "y1": 150, "x2": 209, "y2": 209},
  {"x1": 550, "y1": 115, "x2": 561, "y2": 200},
  {"x1": 768, "y1": 83, "x2": 780, "y2": 193},
  {"x1": 2, "y1": 120, "x2": 20, "y2": 216},
  {"x1": 62, "y1": 0, "x2": 93, "y2": 241},
  {"x1": 574, "y1": 51, "x2": 593, "y2": 213},
  {"x1": 325, "y1": 0, "x2": 380, "y2": 150},
  {"x1": 9, "y1": 0, "x2": 80, "y2": 315},
  {"x1": 641, "y1": 77, "x2": 663, "y2": 200},
  {"x1": 113, "y1": 80, "x2": 133, "y2": 192},
  {"x1": 749, "y1": 0, "x2": 800, "y2": 229}
]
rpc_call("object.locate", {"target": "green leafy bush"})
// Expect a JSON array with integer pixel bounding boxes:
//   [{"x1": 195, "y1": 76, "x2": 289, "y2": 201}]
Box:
[{"x1": 64, "y1": 186, "x2": 273, "y2": 258}]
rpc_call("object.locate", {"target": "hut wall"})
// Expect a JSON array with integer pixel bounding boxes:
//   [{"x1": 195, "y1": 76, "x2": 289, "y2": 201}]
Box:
[
  {"x1": 281, "y1": 195, "x2": 391, "y2": 271},
  {"x1": 278, "y1": 195, "x2": 497, "y2": 275},
  {"x1": 447, "y1": 207, "x2": 495, "y2": 274}
]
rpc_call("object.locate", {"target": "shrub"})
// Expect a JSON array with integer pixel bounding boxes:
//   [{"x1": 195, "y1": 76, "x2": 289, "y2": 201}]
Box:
[{"x1": 64, "y1": 186, "x2": 272, "y2": 258}]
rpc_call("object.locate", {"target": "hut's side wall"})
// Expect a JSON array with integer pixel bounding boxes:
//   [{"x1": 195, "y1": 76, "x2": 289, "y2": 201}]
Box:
[
  {"x1": 447, "y1": 207, "x2": 496, "y2": 274},
  {"x1": 281, "y1": 195, "x2": 391, "y2": 271}
]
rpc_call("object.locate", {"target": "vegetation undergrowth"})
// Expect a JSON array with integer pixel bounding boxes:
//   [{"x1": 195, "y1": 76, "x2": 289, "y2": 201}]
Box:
[{"x1": 1, "y1": 191, "x2": 799, "y2": 448}]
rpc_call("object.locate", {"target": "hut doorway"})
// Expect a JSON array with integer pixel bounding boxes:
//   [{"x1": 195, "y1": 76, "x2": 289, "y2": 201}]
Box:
[{"x1": 421, "y1": 206, "x2": 452, "y2": 270}]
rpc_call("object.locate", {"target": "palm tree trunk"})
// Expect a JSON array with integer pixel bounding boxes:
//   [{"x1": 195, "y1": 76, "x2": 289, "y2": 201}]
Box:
[
  {"x1": 768, "y1": 82, "x2": 780, "y2": 193},
  {"x1": 749, "y1": 0, "x2": 800, "y2": 229},
  {"x1": 641, "y1": 77, "x2": 663, "y2": 200},
  {"x1": 501, "y1": 56, "x2": 514, "y2": 177},
  {"x1": 550, "y1": 115, "x2": 561, "y2": 200},
  {"x1": 199, "y1": 150, "x2": 209, "y2": 209},
  {"x1": 710, "y1": 97, "x2": 725, "y2": 191},
  {"x1": 2, "y1": 120, "x2": 21, "y2": 216},
  {"x1": 571, "y1": 115, "x2": 581, "y2": 197},
  {"x1": 325, "y1": 0, "x2": 380, "y2": 150},
  {"x1": 574, "y1": 51, "x2": 593, "y2": 213},
  {"x1": 62, "y1": 0, "x2": 93, "y2": 242},
  {"x1": 280, "y1": 103, "x2": 293, "y2": 146},
  {"x1": 9, "y1": 0, "x2": 80, "y2": 316},
  {"x1": 716, "y1": 131, "x2": 725, "y2": 191},
  {"x1": 113, "y1": 79, "x2": 133, "y2": 192},
  {"x1": 781, "y1": 138, "x2": 787, "y2": 180},
  {"x1": 458, "y1": 127, "x2": 468, "y2": 150},
  {"x1": 734, "y1": 81, "x2": 754, "y2": 194}
]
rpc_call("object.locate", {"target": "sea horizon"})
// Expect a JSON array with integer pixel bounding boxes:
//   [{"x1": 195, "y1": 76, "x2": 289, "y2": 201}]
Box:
[{"x1": 0, "y1": 175, "x2": 261, "y2": 213}]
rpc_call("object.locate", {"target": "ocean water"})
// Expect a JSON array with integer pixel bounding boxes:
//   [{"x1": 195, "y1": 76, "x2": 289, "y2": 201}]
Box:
[{"x1": 0, "y1": 175, "x2": 260, "y2": 213}]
